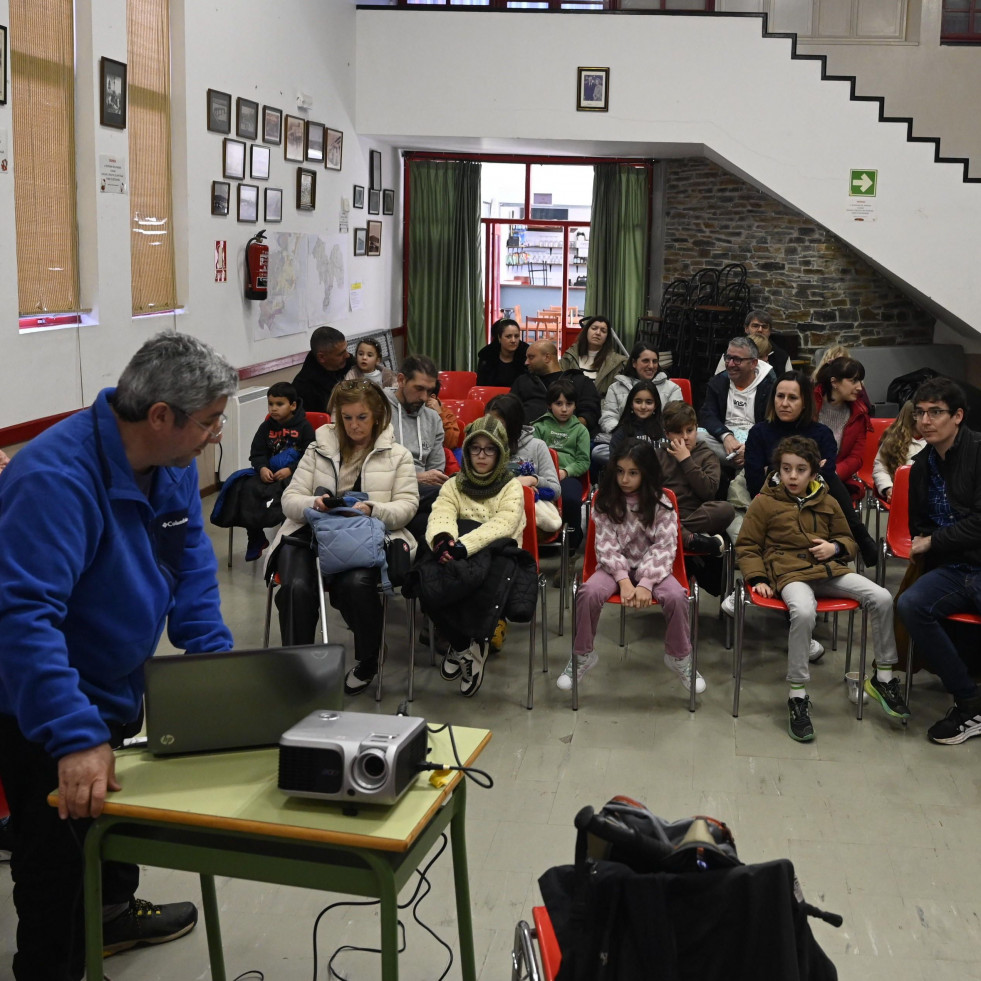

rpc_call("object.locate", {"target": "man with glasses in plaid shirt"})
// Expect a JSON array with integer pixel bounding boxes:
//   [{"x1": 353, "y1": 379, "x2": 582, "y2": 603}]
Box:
[{"x1": 898, "y1": 376, "x2": 981, "y2": 745}]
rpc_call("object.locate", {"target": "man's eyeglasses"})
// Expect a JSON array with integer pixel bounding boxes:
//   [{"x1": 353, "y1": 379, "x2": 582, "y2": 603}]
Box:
[
  {"x1": 723, "y1": 354, "x2": 751, "y2": 366},
  {"x1": 912, "y1": 407, "x2": 952, "y2": 421},
  {"x1": 469, "y1": 444, "x2": 498, "y2": 457},
  {"x1": 171, "y1": 405, "x2": 227, "y2": 441}
]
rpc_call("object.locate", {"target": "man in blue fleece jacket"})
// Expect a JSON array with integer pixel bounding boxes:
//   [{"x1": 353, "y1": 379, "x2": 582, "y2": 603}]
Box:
[{"x1": 0, "y1": 332, "x2": 237, "y2": 980}]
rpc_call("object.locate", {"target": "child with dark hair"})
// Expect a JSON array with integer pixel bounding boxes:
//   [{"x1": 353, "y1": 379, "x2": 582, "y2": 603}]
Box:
[
  {"x1": 215, "y1": 382, "x2": 315, "y2": 561},
  {"x1": 533, "y1": 378, "x2": 590, "y2": 548},
  {"x1": 736, "y1": 435, "x2": 909, "y2": 742},
  {"x1": 814, "y1": 356, "x2": 871, "y2": 499},
  {"x1": 344, "y1": 336, "x2": 397, "y2": 389},
  {"x1": 563, "y1": 439, "x2": 705, "y2": 697},
  {"x1": 609, "y1": 380, "x2": 665, "y2": 457},
  {"x1": 656, "y1": 400, "x2": 731, "y2": 556}
]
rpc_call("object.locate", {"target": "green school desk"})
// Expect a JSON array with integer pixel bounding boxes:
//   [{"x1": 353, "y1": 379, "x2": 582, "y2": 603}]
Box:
[{"x1": 60, "y1": 725, "x2": 491, "y2": 981}]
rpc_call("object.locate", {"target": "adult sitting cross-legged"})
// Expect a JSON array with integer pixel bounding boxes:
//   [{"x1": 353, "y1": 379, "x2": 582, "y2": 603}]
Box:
[
  {"x1": 699, "y1": 335, "x2": 775, "y2": 467},
  {"x1": 269, "y1": 379, "x2": 419, "y2": 695},
  {"x1": 896, "y1": 377, "x2": 981, "y2": 746}
]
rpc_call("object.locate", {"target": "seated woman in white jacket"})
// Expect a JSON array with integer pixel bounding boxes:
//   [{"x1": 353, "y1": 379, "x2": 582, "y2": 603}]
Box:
[{"x1": 269, "y1": 379, "x2": 419, "y2": 695}]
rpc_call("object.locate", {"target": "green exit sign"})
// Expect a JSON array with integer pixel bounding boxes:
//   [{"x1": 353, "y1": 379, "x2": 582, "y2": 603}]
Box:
[{"x1": 849, "y1": 170, "x2": 877, "y2": 197}]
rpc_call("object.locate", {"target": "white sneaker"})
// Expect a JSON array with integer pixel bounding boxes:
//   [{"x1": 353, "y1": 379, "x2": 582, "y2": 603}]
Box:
[
  {"x1": 664, "y1": 653, "x2": 707, "y2": 694},
  {"x1": 808, "y1": 639, "x2": 825, "y2": 663},
  {"x1": 721, "y1": 593, "x2": 736, "y2": 617},
  {"x1": 556, "y1": 651, "x2": 599, "y2": 691}
]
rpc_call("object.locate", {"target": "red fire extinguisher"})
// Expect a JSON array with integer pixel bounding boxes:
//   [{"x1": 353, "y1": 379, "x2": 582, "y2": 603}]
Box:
[{"x1": 245, "y1": 229, "x2": 268, "y2": 301}]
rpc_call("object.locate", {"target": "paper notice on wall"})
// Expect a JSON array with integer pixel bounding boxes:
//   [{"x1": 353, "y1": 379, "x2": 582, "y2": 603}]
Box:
[
  {"x1": 215, "y1": 241, "x2": 227, "y2": 282},
  {"x1": 846, "y1": 199, "x2": 876, "y2": 223},
  {"x1": 350, "y1": 281, "x2": 364, "y2": 311},
  {"x1": 98, "y1": 154, "x2": 127, "y2": 193}
]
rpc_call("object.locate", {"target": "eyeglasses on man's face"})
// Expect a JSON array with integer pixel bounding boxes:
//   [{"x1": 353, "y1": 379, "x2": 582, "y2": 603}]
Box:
[
  {"x1": 723, "y1": 354, "x2": 751, "y2": 366},
  {"x1": 171, "y1": 405, "x2": 227, "y2": 441},
  {"x1": 912, "y1": 406, "x2": 952, "y2": 421}
]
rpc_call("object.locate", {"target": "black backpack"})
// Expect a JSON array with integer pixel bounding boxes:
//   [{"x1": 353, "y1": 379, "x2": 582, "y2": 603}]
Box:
[{"x1": 539, "y1": 796, "x2": 840, "y2": 981}]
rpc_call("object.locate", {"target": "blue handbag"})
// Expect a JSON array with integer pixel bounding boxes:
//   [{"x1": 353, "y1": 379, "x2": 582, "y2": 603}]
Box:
[{"x1": 304, "y1": 506, "x2": 395, "y2": 594}]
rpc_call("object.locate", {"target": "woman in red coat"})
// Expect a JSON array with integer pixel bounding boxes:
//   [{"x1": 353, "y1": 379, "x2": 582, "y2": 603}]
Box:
[{"x1": 814, "y1": 356, "x2": 871, "y2": 500}]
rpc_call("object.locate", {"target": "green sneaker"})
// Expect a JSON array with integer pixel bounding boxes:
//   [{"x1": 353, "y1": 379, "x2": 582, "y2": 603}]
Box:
[
  {"x1": 788, "y1": 696, "x2": 815, "y2": 742},
  {"x1": 865, "y1": 674, "x2": 911, "y2": 719}
]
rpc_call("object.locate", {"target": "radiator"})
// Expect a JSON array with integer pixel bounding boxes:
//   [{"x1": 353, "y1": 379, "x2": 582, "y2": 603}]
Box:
[{"x1": 219, "y1": 386, "x2": 269, "y2": 480}]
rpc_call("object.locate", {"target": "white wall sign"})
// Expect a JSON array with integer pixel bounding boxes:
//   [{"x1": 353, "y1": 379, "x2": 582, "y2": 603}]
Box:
[{"x1": 98, "y1": 154, "x2": 127, "y2": 193}]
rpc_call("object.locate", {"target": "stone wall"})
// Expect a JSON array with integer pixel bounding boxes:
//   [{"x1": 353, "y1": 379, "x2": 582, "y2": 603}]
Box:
[{"x1": 661, "y1": 158, "x2": 934, "y2": 359}]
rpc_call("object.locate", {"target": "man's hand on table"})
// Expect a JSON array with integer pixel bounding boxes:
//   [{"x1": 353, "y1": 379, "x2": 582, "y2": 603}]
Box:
[{"x1": 57, "y1": 743, "x2": 120, "y2": 819}]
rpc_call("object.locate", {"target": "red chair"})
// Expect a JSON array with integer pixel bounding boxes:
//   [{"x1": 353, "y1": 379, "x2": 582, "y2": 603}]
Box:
[
  {"x1": 876, "y1": 464, "x2": 912, "y2": 587},
  {"x1": 670, "y1": 377, "x2": 692, "y2": 405},
  {"x1": 466, "y1": 385, "x2": 510, "y2": 405},
  {"x1": 731, "y1": 579, "x2": 867, "y2": 720},
  {"x1": 571, "y1": 489, "x2": 699, "y2": 712},
  {"x1": 511, "y1": 906, "x2": 561, "y2": 981},
  {"x1": 521, "y1": 486, "x2": 551, "y2": 709},
  {"x1": 440, "y1": 398, "x2": 485, "y2": 428},
  {"x1": 306, "y1": 411, "x2": 331, "y2": 430},
  {"x1": 858, "y1": 417, "x2": 893, "y2": 538},
  {"x1": 437, "y1": 371, "x2": 476, "y2": 400}
]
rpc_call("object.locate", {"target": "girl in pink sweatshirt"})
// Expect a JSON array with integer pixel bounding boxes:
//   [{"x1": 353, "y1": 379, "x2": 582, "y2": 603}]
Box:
[{"x1": 562, "y1": 438, "x2": 705, "y2": 697}]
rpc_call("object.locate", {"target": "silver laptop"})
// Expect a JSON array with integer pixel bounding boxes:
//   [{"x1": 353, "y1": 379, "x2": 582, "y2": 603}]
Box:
[{"x1": 144, "y1": 644, "x2": 345, "y2": 756}]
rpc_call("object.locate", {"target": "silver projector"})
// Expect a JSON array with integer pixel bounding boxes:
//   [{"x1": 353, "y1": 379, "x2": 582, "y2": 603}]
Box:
[{"x1": 278, "y1": 709, "x2": 428, "y2": 805}]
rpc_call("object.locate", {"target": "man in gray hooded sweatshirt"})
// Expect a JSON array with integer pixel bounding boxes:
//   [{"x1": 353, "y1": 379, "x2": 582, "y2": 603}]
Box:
[{"x1": 385, "y1": 354, "x2": 446, "y2": 542}]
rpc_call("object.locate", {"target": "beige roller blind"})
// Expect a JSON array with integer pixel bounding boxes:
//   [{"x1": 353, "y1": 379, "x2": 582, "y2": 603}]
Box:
[
  {"x1": 127, "y1": 0, "x2": 177, "y2": 314},
  {"x1": 9, "y1": 0, "x2": 80, "y2": 316}
]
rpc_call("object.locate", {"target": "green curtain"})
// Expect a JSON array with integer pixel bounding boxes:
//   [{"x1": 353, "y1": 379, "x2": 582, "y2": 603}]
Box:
[
  {"x1": 585, "y1": 164, "x2": 648, "y2": 349},
  {"x1": 407, "y1": 160, "x2": 483, "y2": 371}
]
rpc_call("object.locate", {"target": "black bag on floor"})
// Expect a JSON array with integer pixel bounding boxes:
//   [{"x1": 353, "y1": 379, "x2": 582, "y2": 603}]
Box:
[{"x1": 539, "y1": 796, "x2": 840, "y2": 981}]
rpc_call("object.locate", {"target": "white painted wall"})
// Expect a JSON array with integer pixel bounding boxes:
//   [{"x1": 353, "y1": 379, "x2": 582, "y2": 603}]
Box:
[
  {"x1": 0, "y1": 0, "x2": 401, "y2": 427},
  {"x1": 355, "y1": 8, "x2": 980, "y2": 338}
]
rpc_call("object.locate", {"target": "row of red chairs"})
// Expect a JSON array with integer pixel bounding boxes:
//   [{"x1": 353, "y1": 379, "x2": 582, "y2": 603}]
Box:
[{"x1": 438, "y1": 370, "x2": 694, "y2": 406}]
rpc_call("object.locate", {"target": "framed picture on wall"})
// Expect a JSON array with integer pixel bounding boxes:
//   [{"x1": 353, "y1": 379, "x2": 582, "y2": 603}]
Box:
[
  {"x1": 368, "y1": 188, "x2": 380, "y2": 215},
  {"x1": 353, "y1": 185, "x2": 364, "y2": 209},
  {"x1": 262, "y1": 106, "x2": 282, "y2": 145},
  {"x1": 211, "y1": 180, "x2": 230, "y2": 216},
  {"x1": 222, "y1": 138, "x2": 246, "y2": 179},
  {"x1": 100, "y1": 58, "x2": 127, "y2": 129},
  {"x1": 577, "y1": 67, "x2": 609, "y2": 112},
  {"x1": 0, "y1": 25, "x2": 7, "y2": 106},
  {"x1": 237, "y1": 183, "x2": 259, "y2": 222},
  {"x1": 236, "y1": 98, "x2": 259, "y2": 140},
  {"x1": 250, "y1": 144, "x2": 270, "y2": 180},
  {"x1": 325, "y1": 128, "x2": 343, "y2": 171},
  {"x1": 382, "y1": 189, "x2": 394, "y2": 215},
  {"x1": 284, "y1": 115, "x2": 305, "y2": 162},
  {"x1": 370, "y1": 150, "x2": 382, "y2": 191},
  {"x1": 366, "y1": 220, "x2": 382, "y2": 257},
  {"x1": 305, "y1": 121, "x2": 324, "y2": 162},
  {"x1": 297, "y1": 168, "x2": 317, "y2": 211},
  {"x1": 265, "y1": 187, "x2": 283, "y2": 223},
  {"x1": 354, "y1": 228, "x2": 367, "y2": 256},
  {"x1": 207, "y1": 88, "x2": 232, "y2": 133}
]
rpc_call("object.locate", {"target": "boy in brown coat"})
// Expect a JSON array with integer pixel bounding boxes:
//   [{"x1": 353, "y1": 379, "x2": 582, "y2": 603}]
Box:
[
  {"x1": 656, "y1": 401, "x2": 733, "y2": 556},
  {"x1": 736, "y1": 435, "x2": 908, "y2": 741}
]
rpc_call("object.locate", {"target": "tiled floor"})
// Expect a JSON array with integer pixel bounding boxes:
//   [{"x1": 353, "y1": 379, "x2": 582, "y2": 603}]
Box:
[{"x1": 3, "y1": 514, "x2": 980, "y2": 980}]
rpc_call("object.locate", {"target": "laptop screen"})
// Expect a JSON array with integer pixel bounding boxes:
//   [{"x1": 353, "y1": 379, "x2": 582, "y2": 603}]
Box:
[{"x1": 144, "y1": 644, "x2": 345, "y2": 756}]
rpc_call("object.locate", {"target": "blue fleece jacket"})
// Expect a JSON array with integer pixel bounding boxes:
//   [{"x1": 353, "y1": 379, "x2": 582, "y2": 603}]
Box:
[{"x1": 0, "y1": 389, "x2": 233, "y2": 759}]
